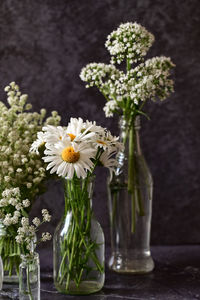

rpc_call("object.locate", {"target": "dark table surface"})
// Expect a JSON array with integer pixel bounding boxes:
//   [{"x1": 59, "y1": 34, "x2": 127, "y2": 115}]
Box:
[{"x1": 1, "y1": 245, "x2": 200, "y2": 300}]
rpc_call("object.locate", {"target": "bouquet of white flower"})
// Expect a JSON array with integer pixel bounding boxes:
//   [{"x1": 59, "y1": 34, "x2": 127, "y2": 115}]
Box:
[
  {"x1": 31, "y1": 117, "x2": 123, "y2": 294},
  {"x1": 31, "y1": 117, "x2": 122, "y2": 180},
  {"x1": 0, "y1": 82, "x2": 60, "y2": 280},
  {"x1": 80, "y1": 22, "x2": 175, "y2": 121}
]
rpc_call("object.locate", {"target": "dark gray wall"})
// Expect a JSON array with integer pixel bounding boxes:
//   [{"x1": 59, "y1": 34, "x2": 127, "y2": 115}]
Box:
[{"x1": 0, "y1": 0, "x2": 200, "y2": 246}]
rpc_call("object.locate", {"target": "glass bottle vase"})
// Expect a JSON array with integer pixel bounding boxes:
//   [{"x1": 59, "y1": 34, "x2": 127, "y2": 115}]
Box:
[
  {"x1": 19, "y1": 253, "x2": 40, "y2": 300},
  {"x1": 53, "y1": 176, "x2": 105, "y2": 295},
  {"x1": 107, "y1": 116, "x2": 154, "y2": 273}
]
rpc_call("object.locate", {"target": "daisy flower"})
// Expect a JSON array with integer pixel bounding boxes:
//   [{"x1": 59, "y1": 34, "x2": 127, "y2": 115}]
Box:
[
  {"x1": 84, "y1": 120, "x2": 105, "y2": 134},
  {"x1": 30, "y1": 131, "x2": 46, "y2": 154},
  {"x1": 66, "y1": 117, "x2": 102, "y2": 142},
  {"x1": 43, "y1": 140, "x2": 97, "y2": 179},
  {"x1": 42, "y1": 125, "x2": 68, "y2": 144},
  {"x1": 95, "y1": 130, "x2": 123, "y2": 152},
  {"x1": 99, "y1": 150, "x2": 117, "y2": 179}
]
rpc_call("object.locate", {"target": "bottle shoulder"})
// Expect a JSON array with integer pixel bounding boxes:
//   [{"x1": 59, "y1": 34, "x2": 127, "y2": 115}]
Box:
[{"x1": 110, "y1": 152, "x2": 153, "y2": 187}]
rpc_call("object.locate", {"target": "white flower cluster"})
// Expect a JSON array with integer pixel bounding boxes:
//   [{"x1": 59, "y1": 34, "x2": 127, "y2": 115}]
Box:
[
  {"x1": 0, "y1": 188, "x2": 30, "y2": 226},
  {"x1": 41, "y1": 232, "x2": 52, "y2": 242},
  {"x1": 80, "y1": 63, "x2": 122, "y2": 89},
  {"x1": 81, "y1": 57, "x2": 174, "y2": 118},
  {"x1": 0, "y1": 82, "x2": 61, "y2": 203},
  {"x1": 15, "y1": 209, "x2": 52, "y2": 253},
  {"x1": 103, "y1": 100, "x2": 119, "y2": 117},
  {"x1": 80, "y1": 63, "x2": 124, "y2": 116},
  {"x1": 80, "y1": 22, "x2": 175, "y2": 119},
  {"x1": 127, "y1": 56, "x2": 175, "y2": 102},
  {"x1": 103, "y1": 56, "x2": 175, "y2": 117},
  {"x1": 105, "y1": 22, "x2": 155, "y2": 65},
  {"x1": 31, "y1": 117, "x2": 123, "y2": 179}
]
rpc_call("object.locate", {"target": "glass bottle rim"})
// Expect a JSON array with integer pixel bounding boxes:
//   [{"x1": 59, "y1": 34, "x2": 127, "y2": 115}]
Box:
[
  {"x1": 62, "y1": 174, "x2": 96, "y2": 185},
  {"x1": 20, "y1": 252, "x2": 39, "y2": 262},
  {"x1": 119, "y1": 115, "x2": 141, "y2": 130}
]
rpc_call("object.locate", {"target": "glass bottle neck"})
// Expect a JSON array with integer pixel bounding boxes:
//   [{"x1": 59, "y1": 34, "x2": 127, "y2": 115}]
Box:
[
  {"x1": 20, "y1": 252, "x2": 39, "y2": 264},
  {"x1": 119, "y1": 116, "x2": 142, "y2": 156}
]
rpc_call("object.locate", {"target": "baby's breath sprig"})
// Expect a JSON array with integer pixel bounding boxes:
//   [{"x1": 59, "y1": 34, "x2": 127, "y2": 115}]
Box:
[
  {"x1": 0, "y1": 82, "x2": 60, "y2": 277},
  {"x1": 15, "y1": 209, "x2": 52, "y2": 254},
  {"x1": 0, "y1": 187, "x2": 30, "y2": 227},
  {"x1": 0, "y1": 82, "x2": 61, "y2": 201}
]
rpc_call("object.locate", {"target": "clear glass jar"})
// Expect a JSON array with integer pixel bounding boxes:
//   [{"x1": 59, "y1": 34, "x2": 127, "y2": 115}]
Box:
[
  {"x1": 0, "y1": 220, "x2": 36, "y2": 284},
  {"x1": 107, "y1": 116, "x2": 154, "y2": 273},
  {"x1": 19, "y1": 253, "x2": 40, "y2": 300},
  {"x1": 53, "y1": 176, "x2": 105, "y2": 295},
  {"x1": 0, "y1": 221, "x2": 20, "y2": 283}
]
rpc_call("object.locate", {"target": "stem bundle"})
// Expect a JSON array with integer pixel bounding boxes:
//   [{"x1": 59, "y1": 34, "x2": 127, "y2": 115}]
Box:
[{"x1": 56, "y1": 176, "x2": 104, "y2": 291}]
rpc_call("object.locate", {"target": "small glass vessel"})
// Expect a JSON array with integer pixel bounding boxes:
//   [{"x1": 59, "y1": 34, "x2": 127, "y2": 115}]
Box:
[
  {"x1": 0, "y1": 221, "x2": 19, "y2": 283},
  {"x1": 19, "y1": 253, "x2": 40, "y2": 300},
  {"x1": 107, "y1": 116, "x2": 154, "y2": 273},
  {"x1": 53, "y1": 176, "x2": 105, "y2": 295}
]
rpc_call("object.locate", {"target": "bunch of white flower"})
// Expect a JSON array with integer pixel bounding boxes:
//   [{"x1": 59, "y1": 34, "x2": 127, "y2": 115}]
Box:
[
  {"x1": 127, "y1": 56, "x2": 175, "y2": 102},
  {"x1": 80, "y1": 63, "x2": 122, "y2": 89},
  {"x1": 0, "y1": 82, "x2": 59, "y2": 276},
  {"x1": 0, "y1": 82, "x2": 61, "y2": 202},
  {"x1": 80, "y1": 22, "x2": 175, "y2": 120},
  {"x1": 0, "y1": 188, "x2": 30, "y2": 226},
  {"x1": 16, "y1": 209, "x2": 52, "y2": 253},
  {"x1": 102, "y1": 56, "x2": 175, "y2": 117},
  {"x1": 105, "y1": 22, "x2": 155, "y2": 65},
  {"x1": 31, "y1": 117, "x2": 123, "y2": 179}
]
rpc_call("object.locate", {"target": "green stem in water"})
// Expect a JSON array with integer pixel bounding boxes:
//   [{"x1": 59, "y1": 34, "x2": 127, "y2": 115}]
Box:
[
  {"x1": 128, "y1": 126, "x2": 136, "y2": 233},
  {"x1": 27, "y1": 263, "x2": 34, "y2": 300},
  {"x1": 131, "y1": 193, "x2": 136, "y2": 233},
  {"x1": 0, "y1": 237, "x2": 21, "y2": 277},
  {"x1": 57, "y1": 177, "x2": 104, "y2": 290},
  {"x1": 111, "y1": 192, "x2": 117, "y2": 227},
  {"x1": 128, "y1": 126, "x2": 135, "y2": 194},
  {"x1": 69, "y1": 197, "x2": 103, "y2": 273},
  {"x1": 137, "y1": 188, "x2": 145, "y2": 216},
  {"x1": 65, "y1": 226, "x2": 77, "y2": 291}
]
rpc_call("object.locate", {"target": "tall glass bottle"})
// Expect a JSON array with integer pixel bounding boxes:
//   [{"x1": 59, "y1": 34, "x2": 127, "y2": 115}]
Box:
[
  {"x1": 107, "y1": 116, "x2": 154, "y2": 273},
  {"x1": 53, "y1": 176, "x2": 105, "y2": 294}
]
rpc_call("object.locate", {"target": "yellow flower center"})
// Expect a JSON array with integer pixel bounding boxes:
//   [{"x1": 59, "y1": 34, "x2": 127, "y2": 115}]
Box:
[
  {"x1": 61, "y1": 146, "x2": 80, "y2": 163},
  {"x1": 67, "y1": 133, "x2": 76, "y2": 141},
  {"x1": 97, "y1": 140, "x2": 107, "y2": 146}
]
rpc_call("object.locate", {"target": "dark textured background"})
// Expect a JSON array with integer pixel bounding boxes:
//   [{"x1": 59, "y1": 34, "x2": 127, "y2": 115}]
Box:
[{"x1": 0, "y1": 0, "x2": 200, "y2": 247}]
